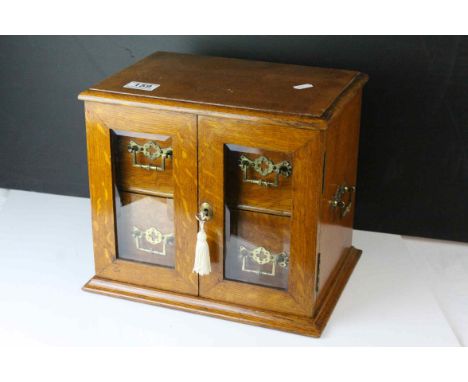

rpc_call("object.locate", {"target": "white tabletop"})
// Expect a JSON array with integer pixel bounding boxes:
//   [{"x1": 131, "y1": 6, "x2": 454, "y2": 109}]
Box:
[{"x1": 0, "y1": 189, "x2": 465, "y2": 346}]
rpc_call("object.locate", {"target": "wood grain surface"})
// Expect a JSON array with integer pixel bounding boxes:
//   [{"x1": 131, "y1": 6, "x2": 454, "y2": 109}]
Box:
[
  {"x1": 85, "y1": 102, "x2": 198, "y2": 295},
  {"x1": 81, "y1": 52, "x2": 367, "y2": 336},
  {"x1": 198, "y1": 116, "x2": 323, "y2": 316},
  {"x1": 90, "y1": 51, "x2": 360, "y2": 118},
  {"x1": 315, "y1": 90, "x2": 363, "y2": 305},
  {"x1": 83, "y1": 247, "x2": 361, "y2": 337}
]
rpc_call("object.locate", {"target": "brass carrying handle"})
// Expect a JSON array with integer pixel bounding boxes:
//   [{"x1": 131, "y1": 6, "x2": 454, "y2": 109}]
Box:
[
  {"x1": 127, "y1": 140, "x2": 173, "y2": 171},
  {"x1": 132, "y1": 226, "x2": 174, "y2": 256},
  {"x1": 329, "y1": 185, "x2": 356, "y2": 218},
  {"x1": 238, "y1": 155, "x2": 292, "y2": 188},
  {"x1": 239, "y1": 245, "x2": 289, "y2": 276}
]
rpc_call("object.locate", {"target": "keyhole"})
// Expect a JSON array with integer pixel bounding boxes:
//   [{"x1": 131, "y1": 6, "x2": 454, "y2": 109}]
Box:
[{"x1": 199, "y1": 202, "x2": 213, "y2": 221}]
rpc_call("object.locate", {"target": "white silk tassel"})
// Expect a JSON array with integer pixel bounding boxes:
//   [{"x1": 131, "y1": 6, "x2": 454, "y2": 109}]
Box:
[{"x1": 193, "y1": 220, "x2": 211, "y2": 275}]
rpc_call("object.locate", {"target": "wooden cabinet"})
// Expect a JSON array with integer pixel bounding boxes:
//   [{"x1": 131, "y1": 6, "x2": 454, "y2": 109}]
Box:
[{"x1": 79, "y1": 52, "x2": 368, "y2": 337}]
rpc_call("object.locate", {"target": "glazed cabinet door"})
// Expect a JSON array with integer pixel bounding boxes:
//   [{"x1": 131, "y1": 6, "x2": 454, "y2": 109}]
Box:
[
  {"x1": 85, "y1": 102, "x2": 198, "y2": 295},
  {"x1": 198, "y1": 116, "x2": 323, "y2": 316}
]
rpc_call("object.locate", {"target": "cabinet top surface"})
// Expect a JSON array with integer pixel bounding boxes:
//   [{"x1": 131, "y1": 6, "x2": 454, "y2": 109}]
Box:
[{"x1": 86, "y1": 52, "x2": 365, "y2": 118}]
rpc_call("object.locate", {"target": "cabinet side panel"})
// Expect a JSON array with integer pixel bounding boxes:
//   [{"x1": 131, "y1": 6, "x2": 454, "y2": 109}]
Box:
[{"x1": 316, "y1": 90, "x2": 363, "y2": 304}]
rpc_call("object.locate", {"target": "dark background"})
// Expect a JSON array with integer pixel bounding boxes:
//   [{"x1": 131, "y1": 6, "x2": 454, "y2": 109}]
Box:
[{"x1": 0, "y1": 36, "x2": 466, "y2": 242}]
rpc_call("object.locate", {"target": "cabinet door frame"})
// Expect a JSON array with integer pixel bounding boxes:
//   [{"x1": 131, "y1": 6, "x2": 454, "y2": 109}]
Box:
[
  {"x1": 198, "y1": 116, "x2": 323, "y2": 316},
  {"x1": 85, "y1": 102, "x2": 198, "y2": 295}
]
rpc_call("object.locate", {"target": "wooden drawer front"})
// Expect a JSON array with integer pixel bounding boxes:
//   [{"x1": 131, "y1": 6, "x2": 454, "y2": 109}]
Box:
[
  {"x1": 225, "y1": 144, "x2": 292, "y2": 215},
  {"x1": 115, "y1": 191, "x2": 175, "y2": 268},
  {"x1": 225, "y1": 209, "x2": 290, "y2": 289},
  {"x1": 113, "y1": 131, "x2": 174, "y2": 197}
]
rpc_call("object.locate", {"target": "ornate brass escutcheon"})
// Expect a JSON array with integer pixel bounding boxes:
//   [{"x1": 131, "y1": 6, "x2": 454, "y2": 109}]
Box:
[
  {"x1": 239, "y1": 245, "x2": 289, "y2": 276},
  {"x1": 238, "y1": 154, "x2": 292, "y2": 188},
  {"x1": 196, "y1": 202, "x2": 213, "y2": 222},
  {"x1": 329, "y1": 184, "x2": 356, "y2": 218},
  {"x1": 127, "y1": 140, "x2": 173, "y2": 171},
  {"x1": 132, "y1": 226, "x2": 174, "y2": 256}
]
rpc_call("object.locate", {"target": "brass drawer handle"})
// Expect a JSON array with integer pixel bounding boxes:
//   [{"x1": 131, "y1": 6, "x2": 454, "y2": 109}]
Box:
[
  {"x1": 239, "y1": 245, "x2": 289, "y2": 276},
  {"x1": 239, "y1": 155, "x2": 292, "y2": 188},
  {"x1": 329, "y1": 185, "x2": 356, "y2": 218},
  {"x1": 127, "y1": 141, "x2": 173, "y2": 171},
  {"x1": 132, "y1": 226, "x2": 174, "y2": 256}
]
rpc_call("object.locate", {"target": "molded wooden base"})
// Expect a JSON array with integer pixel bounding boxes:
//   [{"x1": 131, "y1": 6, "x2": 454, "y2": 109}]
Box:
[{"x1": 83, "y1": 247, "x2": 361, "y2": 337}]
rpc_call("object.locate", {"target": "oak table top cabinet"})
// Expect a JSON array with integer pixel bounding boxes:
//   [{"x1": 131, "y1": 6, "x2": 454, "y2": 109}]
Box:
[{"x1": 79, "y1": 52, "x2": 368, "y2": 337}]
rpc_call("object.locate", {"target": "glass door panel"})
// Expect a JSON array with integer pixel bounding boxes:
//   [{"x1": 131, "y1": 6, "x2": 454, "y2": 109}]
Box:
[
  {"x1": 224, "y1": 144, "x2": 293, "y2": 290},
  {"x1": 198, "y1": 116, "x2": 321, "y2": 316},
  {"x1": 225, "y1": 208, "x2": 290, "y2": 289},
  {"x1": 85, "y1": 102, "x2": 198, "y2": 295},
  {"x1": 115, "y1": 192, "x2": 175, "y2": 268},
  {"x1": 112, "y1": 130, "x2": 176, "y2": 268}
]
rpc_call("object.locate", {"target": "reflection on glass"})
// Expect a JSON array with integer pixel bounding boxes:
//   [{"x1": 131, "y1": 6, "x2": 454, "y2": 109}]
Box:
[
  {"x1": 225, "y1": 209, "x2": 290, "y2": 289},
  {"x1": 115, "y1": 191, "x2": 175, "y2": 268},
  {"x1": 111, "y1": 130, "x2": 176, "y2": 268},
  {"x1": 224, "y1": 144, "x2": 292, "y2": 290}
]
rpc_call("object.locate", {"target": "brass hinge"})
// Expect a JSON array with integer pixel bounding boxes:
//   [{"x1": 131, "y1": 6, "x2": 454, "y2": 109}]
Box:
[{"x1": 315, "y1": 252, "x2": 321, "y2": 293}]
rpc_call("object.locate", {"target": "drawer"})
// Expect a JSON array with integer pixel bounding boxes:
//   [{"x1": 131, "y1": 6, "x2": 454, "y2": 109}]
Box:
[
  {"x1": 112, "y1": 131, "x2": 174, "y2": 197},
  {"x1": 225, "y1": 144, "x2": 292, "y2": 215},
  {"x1": 224, "y1": 208, "x2": 291, "y2": 289},
  {"x1": 115, "y1": 191, "x2": 175, "y2": 268}
]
